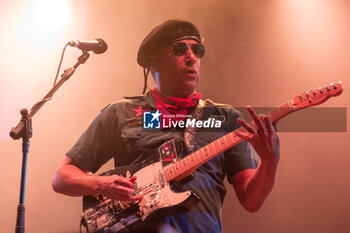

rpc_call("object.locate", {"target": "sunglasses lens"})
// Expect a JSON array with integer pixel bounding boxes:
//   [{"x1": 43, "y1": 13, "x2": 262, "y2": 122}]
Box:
[
  {"x1": 172, "y1": 42, "x2": 205, "y2": 58},
  {"x1": 192, "y1": 44, "x2": 205, "y2": 58},
  {"x1": 172, "y1": 43, "x2": 188, "y2": 56}
]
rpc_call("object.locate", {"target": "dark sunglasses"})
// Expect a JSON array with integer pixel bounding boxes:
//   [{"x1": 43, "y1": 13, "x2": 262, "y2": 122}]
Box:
[{"x1": 172, "y1": 42, "x2": 205, "y2": 58}]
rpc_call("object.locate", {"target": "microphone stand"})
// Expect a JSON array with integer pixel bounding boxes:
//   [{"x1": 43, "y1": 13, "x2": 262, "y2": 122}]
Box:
[{"x1": 10, "y1": 51, "x2": 90, "y2": 233}]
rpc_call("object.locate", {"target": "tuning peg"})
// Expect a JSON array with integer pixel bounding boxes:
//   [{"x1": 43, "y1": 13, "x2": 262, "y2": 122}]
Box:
[
  {"x1": 325, "y1": 85, "x2": 330, "y2": 91},
  {"x1": 339, "y1": 80, "x2": 342, "y2": 84}
]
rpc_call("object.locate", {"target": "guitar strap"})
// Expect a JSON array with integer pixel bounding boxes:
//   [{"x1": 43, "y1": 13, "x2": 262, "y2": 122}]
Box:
[{"x1": 184, "y1": 99, "x2": 207, "y2": 153}]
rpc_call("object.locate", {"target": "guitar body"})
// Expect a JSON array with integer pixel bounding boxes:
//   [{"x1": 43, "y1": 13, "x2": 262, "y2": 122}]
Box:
[{"x1": 81, "y1": 139, "x2": 199, "y2": 233}]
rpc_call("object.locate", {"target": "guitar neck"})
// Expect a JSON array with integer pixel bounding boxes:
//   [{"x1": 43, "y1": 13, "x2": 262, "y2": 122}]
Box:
[
  {"x1": 163, "y1": 100, "x2": 296, "y2": 182},
  {"x1": 163, "y1": 81, "x2": 343, "y2": 182}
]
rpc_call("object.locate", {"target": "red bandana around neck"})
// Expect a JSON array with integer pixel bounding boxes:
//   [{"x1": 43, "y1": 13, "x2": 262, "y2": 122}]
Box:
[{"x1": 151, "y1": 88, "x2": 201, "y2": 122}]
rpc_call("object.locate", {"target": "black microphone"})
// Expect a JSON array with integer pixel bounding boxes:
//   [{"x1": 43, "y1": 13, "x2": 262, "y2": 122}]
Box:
[{"x1": 68, "y1": 38, "x2": 108, "y2": 54}]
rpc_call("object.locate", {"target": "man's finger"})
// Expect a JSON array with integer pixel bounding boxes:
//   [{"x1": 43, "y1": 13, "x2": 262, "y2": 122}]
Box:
[
  {"x1": 264, "y1": 116, "x2": 275, "y2": 133},
  {"x1": 111, "y1": 184, "x2": 136, "y2": 196},
  {"x1": 235, "y1": 131, "x2": 253, "y2": 143},
  {"x1": 129, "y1": 195, "x2": 143, "y2": 201},
  {"x1": 112, "y1": 175, "x2": 135, "y2": 189},
  {"x1": 129, "y1": 176, "x2": 137, "y2": 183},
  {"x1": 246, "y1": 106, "x2": 265, "y2": 136},
  {"x1": 236, "y1": 118, "x2": 256, "y2": 135},
  {"x1": 264, "y1": 116, "x2": 279, "y2": 148}
]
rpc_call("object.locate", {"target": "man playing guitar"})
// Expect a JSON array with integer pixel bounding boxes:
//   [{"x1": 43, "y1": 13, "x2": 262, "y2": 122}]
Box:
[{"x1": 52, "y1": 19, "x2": 280, "y2": 233}]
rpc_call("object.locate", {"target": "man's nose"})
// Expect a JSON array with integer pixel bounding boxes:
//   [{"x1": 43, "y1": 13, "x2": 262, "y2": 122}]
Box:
[{"x1": 184, "y1": 47, "x2": 198, "y2": 66}]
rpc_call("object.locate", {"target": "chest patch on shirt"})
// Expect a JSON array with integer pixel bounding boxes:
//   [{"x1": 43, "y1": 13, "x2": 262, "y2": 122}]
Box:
[{"x1": 124, "y1": 103, "x2": 151, "y2": 127}]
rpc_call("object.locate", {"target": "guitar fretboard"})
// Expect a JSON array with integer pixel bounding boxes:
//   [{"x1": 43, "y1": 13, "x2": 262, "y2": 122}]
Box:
[{"x1": 162, "y1": 101, "x2": 295, "y2": 182}]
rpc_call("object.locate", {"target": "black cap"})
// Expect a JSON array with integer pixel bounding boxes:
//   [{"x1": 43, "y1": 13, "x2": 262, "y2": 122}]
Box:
[{"x1": 137, "y1": 19, "x2": 202, "y2": 68}]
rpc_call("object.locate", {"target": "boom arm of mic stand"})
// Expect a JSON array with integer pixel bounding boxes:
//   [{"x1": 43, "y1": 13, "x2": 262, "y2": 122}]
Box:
[{"x1": 9, "y1": 51, "x2": 90, "y2": 139}]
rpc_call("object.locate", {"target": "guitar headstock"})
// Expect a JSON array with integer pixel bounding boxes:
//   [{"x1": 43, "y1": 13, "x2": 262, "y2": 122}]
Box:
[{"x1": 292, "y1": 81, "x2": 343, "y2": 110}]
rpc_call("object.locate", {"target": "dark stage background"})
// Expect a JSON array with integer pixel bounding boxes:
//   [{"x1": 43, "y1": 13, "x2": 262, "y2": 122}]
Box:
[{"x1": 1, "y1": 0, "x2": 349, "y2": 232}]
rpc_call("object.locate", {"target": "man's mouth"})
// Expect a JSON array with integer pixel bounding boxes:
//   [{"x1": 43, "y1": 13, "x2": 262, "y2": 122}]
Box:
[{"x1": 184, "y1": 69, "x2": 197, "y2": 75}]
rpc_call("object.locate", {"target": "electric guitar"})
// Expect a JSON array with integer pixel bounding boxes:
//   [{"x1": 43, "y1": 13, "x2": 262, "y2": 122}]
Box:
[{"x1": 80, "y1": 82, "x2": 343, "y2": 233}]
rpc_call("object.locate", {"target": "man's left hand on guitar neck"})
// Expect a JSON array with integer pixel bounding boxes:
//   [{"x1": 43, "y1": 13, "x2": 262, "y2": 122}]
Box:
[
  {"x1": 235, "y1": 105, "x2": 280, "y2": 166},
  {"x1": 231, "y1": 105, "x2": 280, "y2": 213}
]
